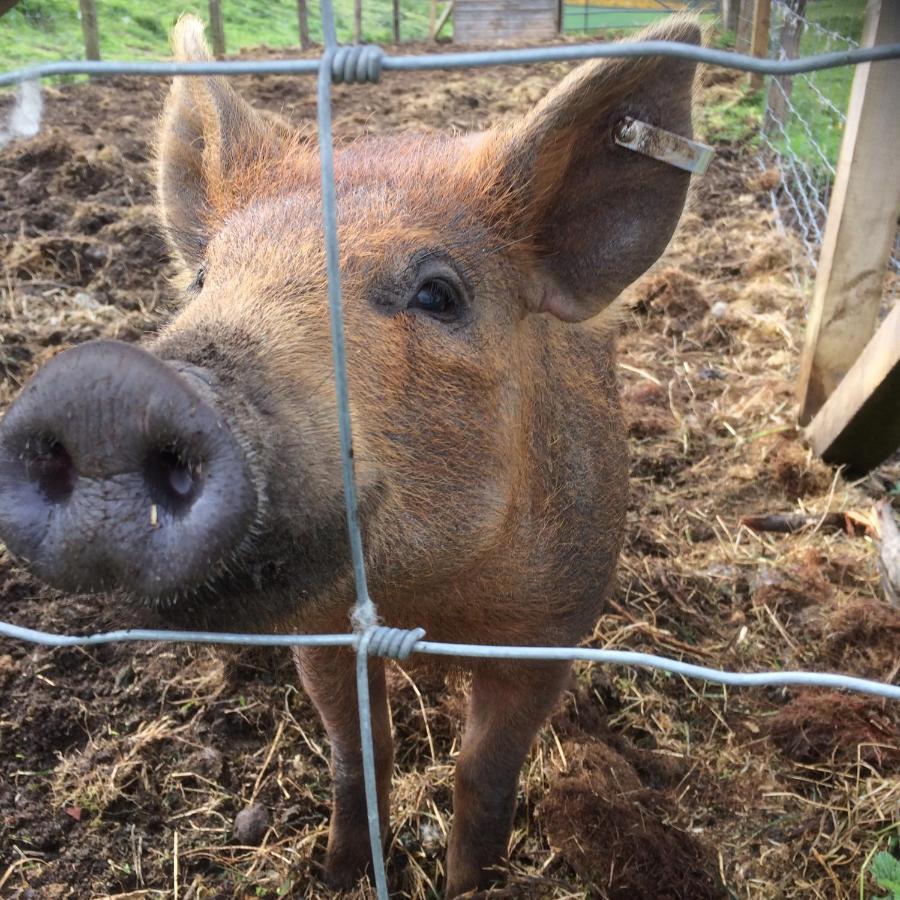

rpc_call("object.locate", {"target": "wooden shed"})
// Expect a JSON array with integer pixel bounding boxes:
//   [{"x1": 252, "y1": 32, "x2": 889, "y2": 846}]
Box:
[{"x1": 453, "y1": 0, "x2": 560, "y2": 43}]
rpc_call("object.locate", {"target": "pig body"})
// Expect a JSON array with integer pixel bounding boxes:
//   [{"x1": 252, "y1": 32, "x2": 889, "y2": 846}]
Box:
[{"x1": 0, "y1": 15, "x2": 701, "y2": 895}]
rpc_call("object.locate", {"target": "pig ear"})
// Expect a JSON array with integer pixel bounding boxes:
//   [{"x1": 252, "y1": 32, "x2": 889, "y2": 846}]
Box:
[
  {"x1": 490, "y1": 16, "x2": 703, "y2": 322},
  {"x1": 156, "y1": 15, "x2": 292, "y2": 269}
]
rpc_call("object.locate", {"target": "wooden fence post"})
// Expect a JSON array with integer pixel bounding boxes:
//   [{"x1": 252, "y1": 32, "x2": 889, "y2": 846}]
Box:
[
  {"x1": 297, "y1": 0, "x2": 310, "y2": 48},
  {"x1": 392, "y1": 0, "x2": 400, "y2": 42},
  {"x1": 722, "y1": 0, "x2": 739, "y2": 32},
  {"x1": 208, "y1": 0, "x2": 226, "y2": 58},
  {"x1": 806, "y1": 301, "x2": 900, "y2": 474},
  {"x1": 763, "y1": 0, "x2": 807, "y2": 133},
  {"x1": 735, "y1": 0, "x2": 754, "y2": 52},
  {"x1": 429, "y1": 0, "x2": 438, "y2": 40},
  {"x1": 353, "y1": 0, "x2": 362, "y2": 42},
  {"x1": 796, "y1": 0, "x2": 900, "y2": 425},
  {"x1": 433, "y1": 1, "x2": 453, "y2": 39},
  {"x1": 749, "y1": 0, "x2": 772, "y2": 89},
  {"x1": 78, "y1": 0, "x2": 100, "y2": 61}
]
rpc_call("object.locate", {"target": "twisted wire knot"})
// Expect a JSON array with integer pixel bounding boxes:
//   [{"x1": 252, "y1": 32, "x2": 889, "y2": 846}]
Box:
[
  {"x1": 331, "y1": 45, "x2": 384, "y2": 84},
  {"x1": 360, "y1": 625, "x2": 425, "y2": 660}
]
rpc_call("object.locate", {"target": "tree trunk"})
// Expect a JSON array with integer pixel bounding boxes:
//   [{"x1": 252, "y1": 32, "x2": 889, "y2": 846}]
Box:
[
  {"x1": 297, "y1": 0, "x2": 310, "y2": 48},
  {"x1": 78, "y1": 0, "x2": 100, "y2": 61}
]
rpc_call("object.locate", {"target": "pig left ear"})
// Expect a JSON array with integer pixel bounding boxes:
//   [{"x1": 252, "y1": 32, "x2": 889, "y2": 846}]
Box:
[
  {"x1": 156, "y1": 15, "x2": 294, "y2": 269},
  {"x1": 484, "y1": 16, "x2": 704, "y2": 322}
]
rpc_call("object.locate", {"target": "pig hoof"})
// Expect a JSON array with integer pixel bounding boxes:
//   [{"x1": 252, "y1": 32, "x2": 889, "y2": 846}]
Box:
[{"x1": 322, "y1": 848, "x2": 370, "y2": 891}]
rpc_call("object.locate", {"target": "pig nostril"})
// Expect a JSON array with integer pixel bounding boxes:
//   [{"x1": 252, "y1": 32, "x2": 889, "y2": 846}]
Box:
[
  {"x1": 145, "y1": 447, "x2": 202, "y2": 513},
  {"x1": 25, "y1": 439, "x2": 76, "y2": 504}
]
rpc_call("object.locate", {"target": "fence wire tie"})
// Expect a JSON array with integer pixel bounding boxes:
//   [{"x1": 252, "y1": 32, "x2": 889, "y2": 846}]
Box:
[
  {"x1": 357, "y1": 625, "x2": 427, "y2": 660},
  {"x1": 331, "y1": 44, "x2": 384, "y2": 84}
]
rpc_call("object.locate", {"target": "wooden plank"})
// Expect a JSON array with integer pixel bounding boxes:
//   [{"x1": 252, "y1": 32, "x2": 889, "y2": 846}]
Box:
[
  {"x1": 208, "y1": 0, "x2": 226, "y2": 58},
  {"x1": 749, "y1": 0, "x2": 771, "y2": 90},
  {"x1": 454, "y1": 0, "x2": 557, "y2": 42},
  {"x1": 796, "y1": 0, "x2": 900, "y2": 424},
  {"x1": 353, "y1": 0, "x2": 362, "y2": 43},
  {"x1": 805, "y1": 301, "x2": 900, "y2": 475},
  {"x1": 78, "y1": 0, "x2": 100, "y2": 61},
  {"x1": 434, "y1": 1, "x2": 454, "y2": 38}
]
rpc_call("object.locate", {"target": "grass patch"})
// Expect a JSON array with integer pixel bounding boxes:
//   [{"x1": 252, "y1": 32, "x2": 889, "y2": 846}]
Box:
[
  {"x1": 762, "y1": 0, "x2": 866, "y2": 174},
  {"x1": 0, "y1": 0, "x2": 433, "y2": 69},
  {"x1": 699, "y1": 88, "x2": 765, "y2": 147}
]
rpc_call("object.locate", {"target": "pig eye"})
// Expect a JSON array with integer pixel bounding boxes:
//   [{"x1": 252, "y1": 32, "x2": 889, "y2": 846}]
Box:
[{"x1": 408, "y1": 278, "x2": 462, "y2": 320}]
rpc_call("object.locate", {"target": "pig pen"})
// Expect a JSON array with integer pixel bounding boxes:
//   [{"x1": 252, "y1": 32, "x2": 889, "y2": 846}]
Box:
[{"x1": 0, "y1": 42, "x2": 898, "y2": 900}]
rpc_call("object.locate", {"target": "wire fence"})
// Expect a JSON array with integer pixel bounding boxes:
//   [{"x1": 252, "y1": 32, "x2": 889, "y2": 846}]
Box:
[
  {"x1": 757, "y1": 0, "x2": 899, "y2": 304},
  {"x1": 2, "y1": 7, "x2": 900, "y2": 898},
  {"x1": 1, "y1": 0, "x2": 436, "y2": 69},
  {"x1": 562, "y1": 0, "x2": 713, "y2": 36}
]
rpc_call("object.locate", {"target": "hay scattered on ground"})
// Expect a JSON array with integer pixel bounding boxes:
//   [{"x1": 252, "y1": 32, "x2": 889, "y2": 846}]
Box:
[{"x1": 0, "y1": 40, "x2": 898, "y2": 900}]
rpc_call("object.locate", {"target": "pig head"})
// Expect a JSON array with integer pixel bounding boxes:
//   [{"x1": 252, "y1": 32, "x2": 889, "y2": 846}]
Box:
[{"x1": 0, "y1": 14, "x2": 702, "y2": 894}]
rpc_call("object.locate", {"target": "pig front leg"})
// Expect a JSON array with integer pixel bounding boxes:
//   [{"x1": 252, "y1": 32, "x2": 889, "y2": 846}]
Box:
[
  {"x1": 293, "y1": 647, "x2": 393, "y2": 889},
  {"x1": 446, "y1": 660, "x2": 572, "y2": 897}
]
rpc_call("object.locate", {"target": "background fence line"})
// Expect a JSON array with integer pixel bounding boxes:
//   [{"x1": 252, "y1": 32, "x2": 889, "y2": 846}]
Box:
[
  {"x1": 2, "y1": 10, "x2": 900, "y2": 899},
  {"x1": 757, "y1": 0, "x2": 900, "y2": 295}
]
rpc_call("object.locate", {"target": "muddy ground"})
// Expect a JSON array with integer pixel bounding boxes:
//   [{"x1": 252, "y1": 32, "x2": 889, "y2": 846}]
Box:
[{"x1": 1, "y1": 39, "x2": 898, "y2": 900}]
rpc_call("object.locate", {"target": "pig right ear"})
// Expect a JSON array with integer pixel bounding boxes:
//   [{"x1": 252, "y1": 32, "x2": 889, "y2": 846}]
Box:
[
  {"x1": 476, "y1": 16, "x2": 703, "y2": 322},
  {"x1": 156, "y1": 15, "x2": 293, "y2": 269}
]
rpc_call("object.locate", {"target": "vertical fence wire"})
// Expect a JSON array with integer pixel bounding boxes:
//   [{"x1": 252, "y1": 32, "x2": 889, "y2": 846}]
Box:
[{"x1": 315, "y1": 0, "x2": 387, "y2": 894}]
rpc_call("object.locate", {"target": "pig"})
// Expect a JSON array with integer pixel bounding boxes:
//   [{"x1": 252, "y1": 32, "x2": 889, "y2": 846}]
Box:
[{"x1": 0, "y1": 14, "x2": 702, "y2": 896}]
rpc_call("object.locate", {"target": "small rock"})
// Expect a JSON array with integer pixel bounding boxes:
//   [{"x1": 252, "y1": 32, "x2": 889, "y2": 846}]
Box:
[
  {"x1": 72, "y1": 290, "x2": 100, "y2": 309},
  {"x1": 183, "y1": 746, "x2": 224, "y2": 781},
  {"x1": 710, "y1": 300, "x2": 729, "y2": 320},
  {"x1": 233, "y1": 802, "x2": 268, "y2": 846}
]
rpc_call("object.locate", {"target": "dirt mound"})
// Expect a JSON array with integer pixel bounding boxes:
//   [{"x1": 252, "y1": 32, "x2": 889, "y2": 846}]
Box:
[
  {"x1": 541, "y1": 739, "x2": 723, "y2": 899},
  {"x1": 769, "y1": 691, "x2": 900, "y2": 769},
  {"x1": 766, "y1": 439, "x2": 834, "y2": 501}
]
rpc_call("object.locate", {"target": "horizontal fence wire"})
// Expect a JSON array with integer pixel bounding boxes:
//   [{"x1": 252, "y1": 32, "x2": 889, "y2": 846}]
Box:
[
  {"x1": 3, "y1": 41, "x2": 900, "y2": 87},
  {"x1": 2, "y1": 619, "x2": 899, "y2": 701},
  {"x1": 2, "y1": 11, "x2": 900, "y2": 900}
]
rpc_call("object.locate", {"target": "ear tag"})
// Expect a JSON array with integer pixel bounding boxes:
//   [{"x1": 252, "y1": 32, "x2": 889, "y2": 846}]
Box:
[{"x1": 614, "y1": 116, "x2": 715, "y2": 175}]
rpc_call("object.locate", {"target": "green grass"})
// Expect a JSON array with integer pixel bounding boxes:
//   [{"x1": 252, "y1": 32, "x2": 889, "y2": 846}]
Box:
[
  {"x1": 0, "y1": 0, "x2": 433, "y2": 69},
  {"x1": 698, "y1": 87, "x2": 765, "y2": 147},
  {"x1": 771, "y1": 0, "x2": 866, "y2": 174},
  {"x1": 562, "y1": 6, "x2": 674, "y2": 32},
  {"x1": 562, "y1": 5, "x2": 717, "y2": 35}
]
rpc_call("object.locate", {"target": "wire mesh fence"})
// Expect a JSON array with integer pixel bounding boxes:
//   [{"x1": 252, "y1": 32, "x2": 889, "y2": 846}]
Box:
[
  {"x1": 1, "y1": 4, "x2": 900, "y2": 897},
  {"x1": 561, "y1": 0, "x2": 714, "y2": 36},
  {"x1": 757, "y1": 0, "x2": 899, "y2": 305}
]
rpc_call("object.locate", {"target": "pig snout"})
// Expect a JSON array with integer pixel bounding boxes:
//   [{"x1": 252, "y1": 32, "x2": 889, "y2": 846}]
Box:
[{"x1": 0, "y1": 340, "x2": 257, "y2": 600}]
